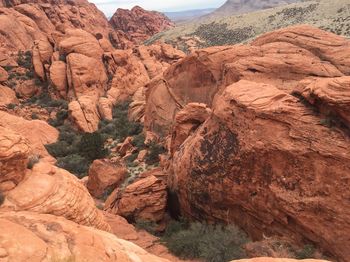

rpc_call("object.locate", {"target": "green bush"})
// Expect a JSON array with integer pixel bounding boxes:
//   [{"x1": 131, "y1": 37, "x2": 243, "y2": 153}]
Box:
[
  {"x1": 46, "y1": 140, "x2": 75, "y2": 157},
  {"x1": 145, "y1": 142, "x2": 166, "y2": 165},
  {"x1": 17, "y1": 50, "x2": 33, "y2": 70},
  {"x1": 31, "y1": 113, "x2": 39, "y2": 120},
  {"x1": 162, "y1": 222, "x2": 248, "y2": 262},
  {"x1": 296, "y1": 244, "x2": 315, "y2": 259},
  {"x1": 7, "y1": 103, "x2": 16, "y2": 110},
  {"x1": 97, "y1": 101, "x2": 143, "y2": 142},
  {"x1": 56, "y1": 154, "x2": 90, "y2": 178},
  {"x1": 134, "y1": 219, "x2": 157, "y2": 234},
  {"x1": 78, "y1": 132, "x2": 108, "y2": 161}
]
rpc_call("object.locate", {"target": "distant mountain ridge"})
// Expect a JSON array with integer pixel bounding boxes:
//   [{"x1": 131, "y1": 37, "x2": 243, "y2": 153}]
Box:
[
  {"x1": 164, "y1": 8, "x2": 216, "y2": 23},
  {"x1": 209, "y1": 0, "x2": 300, "y2": 17},
  {"x1": 147, "y1": 0, "x2": 350, "y2": 51}
]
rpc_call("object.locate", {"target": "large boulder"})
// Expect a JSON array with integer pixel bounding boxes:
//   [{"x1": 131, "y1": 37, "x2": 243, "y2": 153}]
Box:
[
  {"x1": 0, "y1": 111, "x2": 58, "y2": 161},
  {"x1": 87, "y1": 159, "x2": 127, "y2": 199},
  {"x1": 0, "y1": 211, "x2": 169, "y2": 262},
  {"x1": 144, "y1": 26, "x2": 349, "y2": 136},
  {"x1": 58, "y1": 29, "x2": 104, "y2": 60},
  {"x1": 0, "y1": 126, "x2": 30, "y2": 192},
  {"x1": 1, "y1": 161, "x2": 111, "y2": 231},
  {"x1": 105, "y1": 175, "x2": 167, "y2": 223},
  {"x1": 110, "y1": 5, "x2": 174, "y2": 43},
  {"x1": 68, "y1": 96, "x2": 101, "y2": 132},
  {"x1": 66, "y1": 52, "x2": 107, "y2": 100},
  {"x1": 294, "y1": 76, "x2": 350, "y2": 129},
  {"x1": 168, "y1": 80, "x2": 350, "y2": 261},
  {"x1": 49, "y1": 60, "x2": 67, "y2": 98},
  {"x1": 0, "y1": 85, "x2": 18, "y2": 107}
]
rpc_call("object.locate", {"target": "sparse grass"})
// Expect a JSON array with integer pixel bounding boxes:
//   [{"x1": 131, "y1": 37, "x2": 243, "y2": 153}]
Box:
[
  {"x1": 147, "y1": 0, "x2": 350, "y2": 49},
  {"x1": 134, "y1": 219, "x2": 157, "y2": 234},
  {"x1": 145, "y1": 142, "x2": 166, "y2": 165},
  {"x1": 296, "y1": 244, "x2": 316, "y2": 259},
  {"x1": 161, "y1": 221, "x2": 249, "y2": 262}
]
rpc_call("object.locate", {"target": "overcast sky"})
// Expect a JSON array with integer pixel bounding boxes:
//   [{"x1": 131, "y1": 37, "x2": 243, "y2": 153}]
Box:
[{"x1": 90, "y1": 0, "x2": 225, "y2": 17}]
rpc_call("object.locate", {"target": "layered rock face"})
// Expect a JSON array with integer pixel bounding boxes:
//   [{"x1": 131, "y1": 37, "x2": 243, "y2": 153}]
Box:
[
  {"x1": 105, "y1": 174, "x2": 167, "y2": 223},
  {"x1": 0, "y1": 211, "x2": 169, "y2": 262},
  {"x1": 0, "y1": 1, "x2": 180, "y2": 132},
  {"x1": 145, "y1": 25, "x2": 350, "y2": 136},
  {"x1": 110, "y1": 6, "x2": 174, "y2": 43},
  {"x1": 158, "y1": 25, "x2": 350, "y2": 262},
  {"x1": 0, "y1": 123, "x2": 110, "y2": 231}
]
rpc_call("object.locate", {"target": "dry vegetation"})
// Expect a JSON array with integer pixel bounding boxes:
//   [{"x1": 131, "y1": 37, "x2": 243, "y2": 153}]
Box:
[{"x1": 147, "y1": 0, "x2": 350, "y2": 50}]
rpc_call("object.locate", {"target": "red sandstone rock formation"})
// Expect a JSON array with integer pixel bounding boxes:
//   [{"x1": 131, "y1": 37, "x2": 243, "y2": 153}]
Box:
[
  {"x1": 87, "y1": 159, "x2": 127, "y2": 199},
  {"x1": 110, "y1": 6, "x2": 174, "y2": 43},
  {"x1": 154, "y1": 25, "x2": 350, "y2": 262},
  {"x1": 0, "y1": 211, "x2": 169, "y2": 261},
  {"x1": 105, "y1": 174, "x2": 167, "y2": 223}
]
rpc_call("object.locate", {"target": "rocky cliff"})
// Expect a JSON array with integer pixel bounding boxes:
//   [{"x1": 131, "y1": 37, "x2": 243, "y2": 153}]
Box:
[
  {"x1": 143, "y1": 25, "x2": 350, "y2": 262},
  {"x1": 0, "y1": 0, "x2": 348, "y2": 261},
  {"x1": 110, "y1": 6, "x2": 174, "y2": 43}
]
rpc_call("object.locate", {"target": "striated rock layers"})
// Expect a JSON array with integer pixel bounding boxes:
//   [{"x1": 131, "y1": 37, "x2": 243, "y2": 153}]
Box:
[
  {"x1": 0, "y1": 122, "x2": 110, "y2": 231},
  {"x1": 152, "y1": 25, "x2": 350, "y2": 262},
  {"x1": 0, "y1": 211, "x2": 169, "y2": 262},
  {"x1": 110, "y1": 5, "x2": 174, "y2": 43}
]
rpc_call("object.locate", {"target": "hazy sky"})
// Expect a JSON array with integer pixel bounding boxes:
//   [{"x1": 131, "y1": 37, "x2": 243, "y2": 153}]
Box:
[{"x1": 90, "y1": 0, "x2": 225, "y2": 16}]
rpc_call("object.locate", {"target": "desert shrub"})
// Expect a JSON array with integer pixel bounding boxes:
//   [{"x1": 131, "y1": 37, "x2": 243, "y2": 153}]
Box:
[
  {"x1": 0, "y1": 191, "x2": 5, "y2": 206},
  {"x1": 7, "y1": 81, "x2": 16, "y2": 88},
  {"x1": 31, "y1": 113, "x2": 39, "y2": 120},
  {"x1": 131, "y1": 133, "x2": 145, "y2": 149},
  {"x1": 162, "y1": 222, "x2": 248, "y2": 262},
  {"x1": 98, "y1": 101, "x2": 137, "y2": 141},
  {"x1": 27, "y1": 155, "x2": 40, "y2": 169},
  {"x1": 7, "y1": 103, "x2": 16, "y2": 109},
  {"x1": 25, "y1": 70, "x2": 35, "y2": 79},
  {"x1": 3, "y1": 65, "x2": 13, "y2": 71},
  {"x1": 145, "y1": 142, "x2": 166, "y2": 165},
  {"x1": 47, "y1": 99, "x2": 68, "y2": 109},
  {"x1": 296, "y1": 244, "x2": 315, "y2": 259},
  {"x1": 17, "y1": 50, "x2": 33, "y2": 70},
  {"x1": 78, "y1": 132, "x2": 108, "y2": 161},
  {"x1": 134, "y1": 219, "x2": 157, "y2": 234},
  {"x1": 163, "y1": 219, "x2": 190, "y2": 238},
  {"x1": 46, "y1": 140, "x2": 75, "y2": 157},
  {"x1": 56, "y1": 154, "x2": 90, "y2": 178}
]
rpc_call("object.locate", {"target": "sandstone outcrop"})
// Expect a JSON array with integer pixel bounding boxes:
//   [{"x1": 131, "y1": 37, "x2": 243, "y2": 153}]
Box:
[
  {"x1": 152, "y1": 25, "x2": 350, "y2": 262},
  {"x1": 0, "y1": 211, "x2": 169, "y2": 262},
  {"x1": 0, "y1": 111, "x2": 58, "y2": 161},
  {"x1": 144, "y1": 25, "x2": 349, "y2": 136},
  {"x1": 105, "y1": 213, "x2": 187, "y2": 262},
  {"x1": 49, "y1": 60, "x2": 67, "y2": 98},
  {"x1": 294, "y1": 76, "x2": 350, "y2": 129},
  {"x1": 1, "y1": 161, "x2": 111, "y2": 231},
  {"x1": 0, "y1": 126, "x2": 30, "y2": 192},
  {"x1": 110, "y1": 6, "x2": 174, "y2": 43},
  {"x1": 106, "y1": 43, "x2": 185, "y2": 103},
  {"x1": 87, "y1": 159, "x2": 127, "y2": 198},
  {"x1": 105, "y1": 175, "x2": 167, "y2": 223},
  {"x1": 0, "y1": 85, "x2": 18, "y2": 107},
  {"x1": 167, "y1": 80, "x2": 350, "y2": 261},
  {"x1": 170, "y1": 103, "x2": 211, "y2": 155}
]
